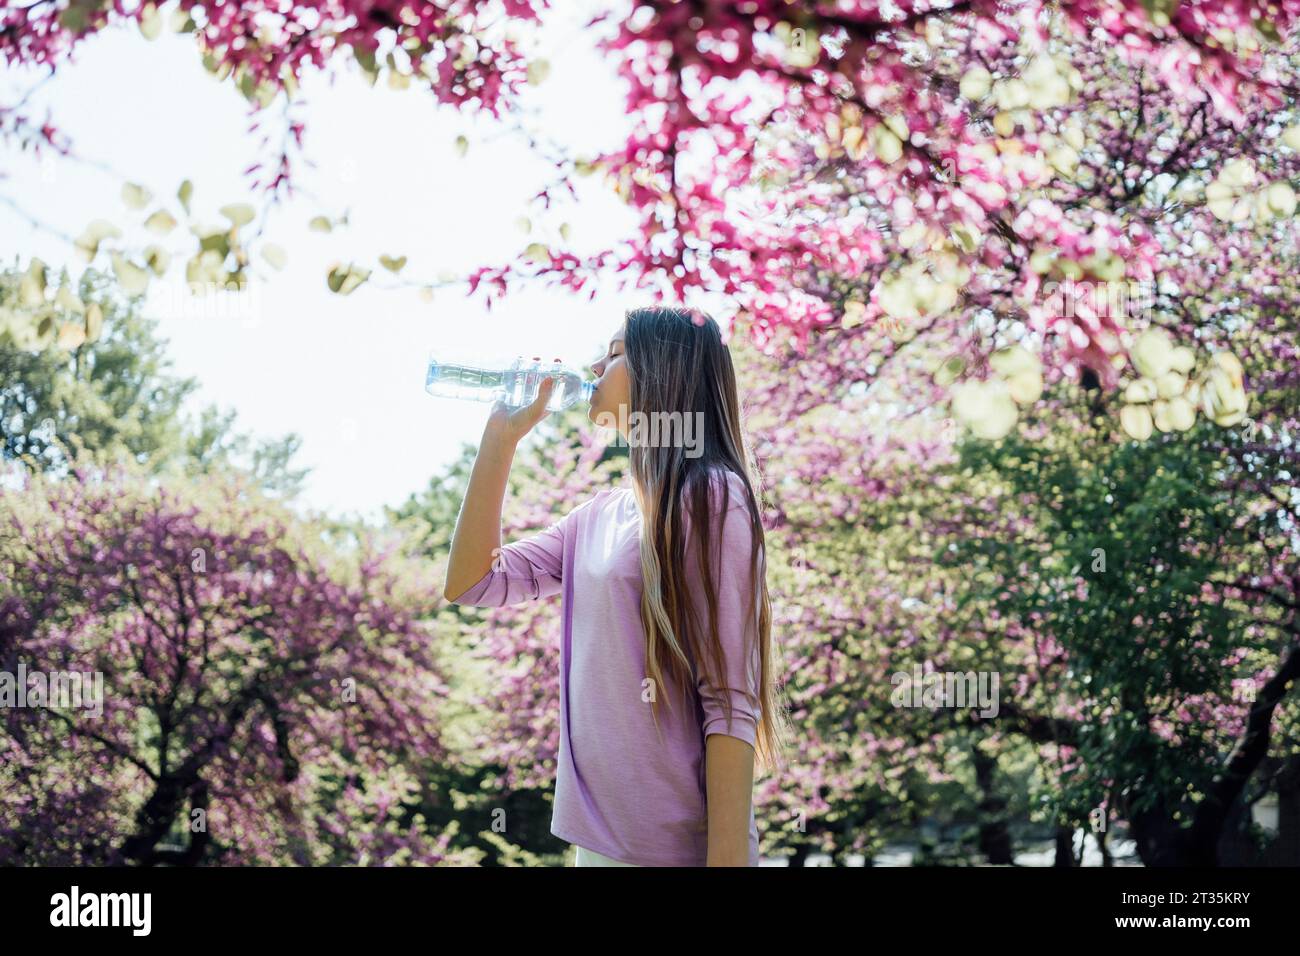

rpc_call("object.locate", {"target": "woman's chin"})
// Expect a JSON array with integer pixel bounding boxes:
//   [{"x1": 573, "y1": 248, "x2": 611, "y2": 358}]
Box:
[{"x1": 589, "y1": 404, "x2": 618, "y2": 430}]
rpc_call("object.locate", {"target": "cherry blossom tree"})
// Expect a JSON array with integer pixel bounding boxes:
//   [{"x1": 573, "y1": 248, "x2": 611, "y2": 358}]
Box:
[
  {"x1": 730, "y1": 19, "x2": 1300, "y2": 862},
  {"x1": 0, "y1": 458, "x2": 477, "y2": 865},
  {"x1": 4, "y1": 1, "x2": 1299, "y2": 390}
]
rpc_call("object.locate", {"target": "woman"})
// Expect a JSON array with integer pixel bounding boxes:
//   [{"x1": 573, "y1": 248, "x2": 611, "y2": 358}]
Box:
[{"x1": 443, "y1": 306, "x2": 788, "y2": 866}]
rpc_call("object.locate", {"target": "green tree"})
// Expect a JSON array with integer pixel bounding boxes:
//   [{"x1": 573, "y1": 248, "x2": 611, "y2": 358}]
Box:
[
  {"x1": 0, "y1": 261, "x2": 307, "y2": 498},
  {"x1": 942, "y1": 390, "x2": 1299, "y2": 865}
]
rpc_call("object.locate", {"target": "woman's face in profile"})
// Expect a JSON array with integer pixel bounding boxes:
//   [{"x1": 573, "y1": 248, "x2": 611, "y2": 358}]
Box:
[{"x1": 588, "y1": 323, "x2": 630, "y2": 434}]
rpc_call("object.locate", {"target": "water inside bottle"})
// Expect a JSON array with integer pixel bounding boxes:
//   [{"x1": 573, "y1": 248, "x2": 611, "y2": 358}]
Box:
[
  {"x1": 426, "y1": 356, "x2": 593, "y2": 411},
  {"x1": 505, "y1": 364, "x2": 588, "y2": 410},
  {"x1": 424, "y1": 361, "x2": 508, "y2": 401}
]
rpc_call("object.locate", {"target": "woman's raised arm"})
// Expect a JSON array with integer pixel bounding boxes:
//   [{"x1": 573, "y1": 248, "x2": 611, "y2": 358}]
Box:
[{"x1": 442, "y1": 376, "x2": 557, "y2": 603}]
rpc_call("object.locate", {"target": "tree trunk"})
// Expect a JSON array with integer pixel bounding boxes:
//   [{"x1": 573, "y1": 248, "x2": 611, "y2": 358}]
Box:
[
  {"x1": 1053, "y1": 825, "x2": 1074, "y2": 867},
  {"x1": 1097, "y1": 827, "x2": 1113, "y2": 867},
  {"x1": 972, "y1": 741, "x2": 1014, "y2": 864}
]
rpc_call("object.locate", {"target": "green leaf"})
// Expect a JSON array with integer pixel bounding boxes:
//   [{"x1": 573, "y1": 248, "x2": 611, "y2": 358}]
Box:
[
  {"x1": 990, "y1": 345, "x2": 1040, "y2": 378},
  {"x1": 84, "y1": 219, "x2": 122, "y2": 243},
  {"x1": 1256, "y1": 18, "x2": 1282, "y2": 43},
  {"x1": 122, "y1": 182, "x2": 152, "y2": 210},
  {"x1": 55, "y1": 281, "x2": 85, "y2": 315},
  {"x1": 59, "y1": 3, "x2": 90, "y2": 35},
  {"x1": 138, "y1": 2, "x2": 163, "y2": 40},
  {"x1": 145, "y1": 210, "x2": 178, "y2": 234},
  {"x1": 20, "y1": 258, "x2": 48, "y2": 308},
  {"x1": 144, "y1": 244, "x2": 171, "y2": 276},
  {"x1": 309, "y1": 215, "x2": 333, "y2": 233},
  {"x1": 35, "y1": 314, "x2": 55, "y2": 346},
  {"x1": 522, "y1": 242, "x2": 551, "y2": 264},
  {"x1": 354, "y1": 45, "x2": 377, "y2": 74},
  {"x1": 111, "y1": 253, "x2": 150, "y2": 296},
  {"x1": 527, "y1": 59, "x2": 551, "y2": 85},
  {"x1": 178, "y1": 179, "x2": 194, "y2": 215},
  {"x1": 198, "y1": 231, "x2": 231, "y2": 257},
  {"x1": 327, "y1": 263, "x2": 371, "y2": 295},
  {"x1": 353, "y1": 44, "x2": 378, "y2": 85},
  {"x1": 379, "y1": 254, "x2": 407, "y2": 273},
  {"x1": 84, "y1": 302, "x2": 104, "y2": 342},
  {"x1": 220, "y1": 203, "x2": 256, "y2": 228}
]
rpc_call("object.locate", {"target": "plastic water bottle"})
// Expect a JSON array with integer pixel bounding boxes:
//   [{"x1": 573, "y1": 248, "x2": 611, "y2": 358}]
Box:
[{"x1": 425, "y1": 354, "x2": 595, "y2": 411}]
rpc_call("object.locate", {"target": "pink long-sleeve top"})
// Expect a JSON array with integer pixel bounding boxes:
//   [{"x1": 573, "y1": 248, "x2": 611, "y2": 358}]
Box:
[{"x1": 448, "y1": 467, "x2": 764, "y2": 866}]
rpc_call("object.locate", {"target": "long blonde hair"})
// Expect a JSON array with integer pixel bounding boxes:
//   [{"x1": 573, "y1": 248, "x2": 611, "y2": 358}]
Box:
[{"x1": 623, "y1": 306, "x2": 789, "y2": 776}]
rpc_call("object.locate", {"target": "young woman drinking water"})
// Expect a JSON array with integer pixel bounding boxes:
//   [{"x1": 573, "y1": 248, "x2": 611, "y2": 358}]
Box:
[{"x1": 443, "y1": 306, "x2": 788, "y2": 867}]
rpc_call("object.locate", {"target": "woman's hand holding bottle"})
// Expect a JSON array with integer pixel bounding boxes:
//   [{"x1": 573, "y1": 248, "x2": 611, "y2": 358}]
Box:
[{"x1": 484, "y1": 375, "x2": 556, "y2": 449}]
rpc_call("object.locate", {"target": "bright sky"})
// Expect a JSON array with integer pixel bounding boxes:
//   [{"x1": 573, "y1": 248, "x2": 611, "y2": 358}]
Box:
[{"x1": 1, "y1": 1, "x2": 733, "y2": 522}]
